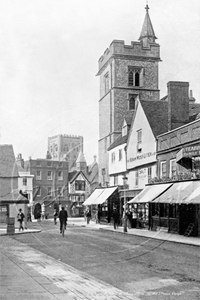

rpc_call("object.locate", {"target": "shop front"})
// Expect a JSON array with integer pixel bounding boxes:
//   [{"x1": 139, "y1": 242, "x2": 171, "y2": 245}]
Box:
[
  {"x1": 83, "y1": 187, "x2": 119, "y2": 223},
  {"x1": 150, "y1": 180, "x2": 200, "y2": 237}
]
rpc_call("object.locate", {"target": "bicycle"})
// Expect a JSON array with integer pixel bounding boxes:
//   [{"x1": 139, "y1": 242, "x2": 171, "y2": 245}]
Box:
[{"x1": 61, "y1": 221, "x2": 67, "y2": 237}]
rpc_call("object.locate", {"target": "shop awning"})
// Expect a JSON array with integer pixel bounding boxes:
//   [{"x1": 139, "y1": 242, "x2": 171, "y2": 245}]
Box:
[
  {"x1": 93, "y1": 186, "x2": 118, "y2": 205},
  {"x1": 183, "y1": 184, "x2": 200, "y2": 204},
  {"x1": 153, "y1": 180, "x2": 200, "y2": 204},
  {"x1": 83, "y1": 188, "x2": 105, "y2": 206},
  {"x1": 127, "y1": 183, "x2": 173, "y2": 204}
]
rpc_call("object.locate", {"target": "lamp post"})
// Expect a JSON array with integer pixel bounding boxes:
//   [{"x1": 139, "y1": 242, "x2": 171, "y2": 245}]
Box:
[{"x1": 123, "y1": 174, "x2": 128, "y2": 233}]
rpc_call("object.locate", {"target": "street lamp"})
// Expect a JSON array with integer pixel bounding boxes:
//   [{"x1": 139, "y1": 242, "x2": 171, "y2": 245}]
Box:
[{"x1": 123, "y1": 174, "x2": 128, "y2": 233}]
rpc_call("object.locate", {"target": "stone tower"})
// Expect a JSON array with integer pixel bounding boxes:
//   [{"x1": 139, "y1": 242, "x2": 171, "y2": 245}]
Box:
[{"x1": 97, "y1": 5, "x2": 161, "y2": 185}]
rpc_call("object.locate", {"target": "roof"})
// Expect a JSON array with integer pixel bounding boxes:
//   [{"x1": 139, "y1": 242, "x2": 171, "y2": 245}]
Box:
[
  {"x1": 76, "y1": 151, "x2": 86, "y2": 164},
  {"x1": 0, "y1": 191, "x2": 28, "y2": 203},
  {"x1": 107, "y1": 134, "x2": 128, "y2": 151},
  {"x1": 140, "y1": 100, "x2": 168, "y2": 137},
  {"x1": 0, "y1": 145, "x2": 19, "y2": 178},
  {"x1": 68, "y1": 171, "x2": 90, "y2": 184},
  {"x1": 139, "y1": 5, "x2": 157, "y2": 41}
]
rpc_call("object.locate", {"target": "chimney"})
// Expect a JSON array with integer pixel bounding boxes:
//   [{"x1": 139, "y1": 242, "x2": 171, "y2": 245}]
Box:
[
  {"x1": 167, "y1": 81, "x2": 189, "y2": 131},
  {"x1": 16, "y1": 153, "x2": 24, "y2": 168},
  {"x1": 189, "y1": 90, "x2": 196, "y2": 103}
]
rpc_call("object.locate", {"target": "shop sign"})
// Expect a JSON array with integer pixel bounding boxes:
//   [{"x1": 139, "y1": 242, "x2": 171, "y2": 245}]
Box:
[
  {"x1": 139, "y1": 168, "x2": 147, "y2": 178},
  {"x1": 128, "y1": 151, "x2": 156, "y2": 163},
  {"x1": 183, "y1": 145, "x2": 200, "y2": 157}
]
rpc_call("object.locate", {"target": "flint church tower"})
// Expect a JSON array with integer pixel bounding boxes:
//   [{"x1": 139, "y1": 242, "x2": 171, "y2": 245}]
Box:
[{"x1": 97, "y1": 5, "x2": 161, "y2": 185}]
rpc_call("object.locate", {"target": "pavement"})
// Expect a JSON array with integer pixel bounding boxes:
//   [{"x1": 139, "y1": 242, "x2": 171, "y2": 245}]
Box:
[{"x1": 0, "y1": 218, "x2": 199, "y2": 300}]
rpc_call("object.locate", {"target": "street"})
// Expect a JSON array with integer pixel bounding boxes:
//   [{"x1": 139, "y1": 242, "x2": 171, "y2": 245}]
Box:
[{"x1": 2, "y1": 219, "x2": 200, "y2": 299}]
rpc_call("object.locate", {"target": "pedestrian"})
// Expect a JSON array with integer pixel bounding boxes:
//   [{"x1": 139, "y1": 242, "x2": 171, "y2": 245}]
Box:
[
  {"x1": 17, "y1": 208, "x2": 25, "y2": 231},
  {"x1": 53, "y1": 208, "x2": 58, "y2": 225},
  {"x1": 97, "y1": 209, "x2": 101, "y2": 224},
  {"x1": 112, "y1": 208, "x2": 119, "y2": 229},
  {"x1": 27, "y1": 210, "x2": 32, "y2": 222},
  {"x1": 59, "y1": 207, "x2": 68, "y2": 234},
  {"x1": 86, "y1": 208, "x2": 91, "y2": 224},
  {"x1": 37, "y1": 210, "x2": 41, "y2": 222},
  {"x1": 127, "y1": 208, "x2": 132, "y2": 229}
]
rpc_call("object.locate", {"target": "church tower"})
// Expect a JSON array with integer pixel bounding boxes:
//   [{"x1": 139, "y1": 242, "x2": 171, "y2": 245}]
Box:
[{"x1": 97, "y1": 5, "x2": 161, "y2": 185}]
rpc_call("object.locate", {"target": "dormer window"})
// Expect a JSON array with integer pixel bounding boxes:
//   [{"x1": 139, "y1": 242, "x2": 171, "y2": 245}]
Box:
[{"x1": 128, "y1": 67, "x2": 143, "y2": 87}]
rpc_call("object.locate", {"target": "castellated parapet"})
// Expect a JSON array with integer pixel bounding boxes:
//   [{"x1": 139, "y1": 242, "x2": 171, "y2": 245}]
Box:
[{"x1": 98, "y1": 40, "x2": 160, "y2": 74}]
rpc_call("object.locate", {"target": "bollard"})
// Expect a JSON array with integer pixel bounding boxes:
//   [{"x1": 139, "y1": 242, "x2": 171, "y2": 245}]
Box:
[{"x1": 7, "y1": 217, "x2": 15, "y2": 235}]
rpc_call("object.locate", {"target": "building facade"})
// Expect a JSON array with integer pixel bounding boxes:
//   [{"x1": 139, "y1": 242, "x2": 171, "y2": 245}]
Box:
[
  {"x1": 97, "y1": 5, "x2": 161, "y2": 185},
  {"x1": 24, "y1": 157, "x2": 68, "y2": 218}
]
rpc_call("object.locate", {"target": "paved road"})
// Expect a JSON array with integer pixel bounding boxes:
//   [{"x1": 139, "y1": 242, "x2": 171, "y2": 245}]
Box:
[{"x1": 4, "y1": 219, "x2": 200, "y2": 299}]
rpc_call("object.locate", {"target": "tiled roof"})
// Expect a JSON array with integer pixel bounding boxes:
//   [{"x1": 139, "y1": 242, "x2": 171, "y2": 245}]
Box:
[
  {"x1": 107, "y1": 134, "x2": 128, "y2": 151},
  {"x1": 140, "y1": 100, "x2": 168, "y2": 137},
  {"x1": 0, "y1": 145, "x2": 19, "y2": 177}
]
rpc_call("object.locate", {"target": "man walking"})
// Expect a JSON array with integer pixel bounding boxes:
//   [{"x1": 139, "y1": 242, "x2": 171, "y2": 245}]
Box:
[
  {"x1": 58, "y1": 207, "x2": 68, "y2": 234},
  {"x1": 17, "y1": 208, "x2": 25, "y2": 231},
  {"x1": 112, "y1": 208, "x2": 119, "y2": 230}
]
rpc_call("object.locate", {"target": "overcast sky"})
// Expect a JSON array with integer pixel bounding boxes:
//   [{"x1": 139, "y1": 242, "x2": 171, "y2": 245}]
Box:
[{"x1": 0, "y1": 0, "x2": 199, "y2": 164}]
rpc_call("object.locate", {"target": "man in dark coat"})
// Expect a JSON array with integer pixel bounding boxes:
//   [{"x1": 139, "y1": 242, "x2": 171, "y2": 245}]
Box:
[
  {"x1": 112, "y1": 208, "x2": 119, "y2": 229},
  {"x1": 58, "y1": 207, "x2": 68, "y2": 233}
]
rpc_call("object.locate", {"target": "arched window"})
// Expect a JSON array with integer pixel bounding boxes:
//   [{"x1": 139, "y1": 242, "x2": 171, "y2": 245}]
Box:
[
  {"x1": 129, "y1": 95, "x2": 136, "y2": 110},
  {"x1": 128, "y1": 67, "x2": 143, "y2": 87},
  {"x1": 135, "y1": 71, "x2": 140, "y2": 86}
]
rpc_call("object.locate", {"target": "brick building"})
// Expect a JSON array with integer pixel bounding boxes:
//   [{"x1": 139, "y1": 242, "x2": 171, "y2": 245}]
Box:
[
  {"x1": 97, "y1": 5, "x2": 160, "y2": 185},
  {"x1": 24, "y1": 157, "x2": 69, "y2": 218}
]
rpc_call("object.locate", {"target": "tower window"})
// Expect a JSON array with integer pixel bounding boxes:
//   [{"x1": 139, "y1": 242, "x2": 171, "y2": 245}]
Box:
[
  {"x1": 129, "y1": 94, "x2": 136, "y2": 110},
  {"x1": 128, "y1": 67, "x2": 143, "y2": 87}
]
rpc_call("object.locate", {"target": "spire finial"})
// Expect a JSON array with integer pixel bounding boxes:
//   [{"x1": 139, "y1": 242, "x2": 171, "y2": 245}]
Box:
[{"x1": 145, "y1": 2, "x2": 149, "y2": 11}]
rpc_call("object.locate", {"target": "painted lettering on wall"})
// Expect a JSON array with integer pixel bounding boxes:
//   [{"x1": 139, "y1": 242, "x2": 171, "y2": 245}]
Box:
[{"x1": 127, "y1": 151, "x2": 156, "y2": 163}]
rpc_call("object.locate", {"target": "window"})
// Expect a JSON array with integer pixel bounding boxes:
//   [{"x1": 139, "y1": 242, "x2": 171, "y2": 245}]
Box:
[
  {"x1": 58, "y1": 186, "x2": 63, "y2": 196},
  {"x1": 58, "y1": 171, "x2": 63, "y2": 180},
  {"x1": 135, "y1": 170, "x2": 139, "y2": 187},
  {"x1": 47, "y1": 171, "x2": 52, "y2": 180},
  {"x1": 137, "y1": 129, "x2": 142, "y2": 152},
  {"x1": 170, "y1": 159, "x2": 176, "y2": 178},
  {"x1": 128, "y1": 67, "x2": 143, "y2": 87},
  {"x1": 47, "y1": 187, "x2": 52, "y2": 195},
  {"x1": 104, "y1": 72, "x2": 109, "y2": 94},
  {"x1": 148, "y1": 167, "x2": 152, "y2": 182},
  {"x1": 47, "y1": 161, "x2": 52, "y2": 167},
  {"x1": 37, "y1": 187, "x2": 41, "y2": 197},
  {"x1": 23, "y1": 178, "x2": 27, "y2": 186},
  {"x1": 75, "y1": 180, "x2": 85, "y2": 191},
  {"x1": 129, "y1": 94, "x2": 136, "y2": 110},
  {"x1": 58, "y1": 162, "x2": 63, "y2": 167},
  {"x1": 119, "y1": 149, "x2": 122, "y2": 161},
  {"x1": 114, "y1": 175, "x2": 118, "y2": 186},
  {"x1": 111, "y1": 152, "x2": 115, "y2": 163},
  {"x1": 160, "y1": 161, "x2": 167, "y2": 178},
  {"x1": 36, "y1": 170, "x2": 41, "y2": 180}
]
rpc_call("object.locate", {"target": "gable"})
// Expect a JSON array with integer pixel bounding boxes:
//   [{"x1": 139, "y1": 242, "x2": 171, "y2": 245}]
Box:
[{"x1": 127, "y1": 100, "x2": 156, "y2": 169}]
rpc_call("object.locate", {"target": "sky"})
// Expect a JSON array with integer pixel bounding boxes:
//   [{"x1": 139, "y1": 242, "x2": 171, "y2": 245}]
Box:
[{"x1": 0, "y1": 0, "x2": 199, "y2": 165}]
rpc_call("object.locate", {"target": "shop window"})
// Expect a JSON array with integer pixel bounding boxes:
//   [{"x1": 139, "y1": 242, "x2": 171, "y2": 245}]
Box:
[
  {"x1": 159, "y1": 203, "x2": 168, "y2": 217},
  {"x1": 169, "y1": 204, "x2": 177, "y2": 218}
]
